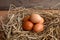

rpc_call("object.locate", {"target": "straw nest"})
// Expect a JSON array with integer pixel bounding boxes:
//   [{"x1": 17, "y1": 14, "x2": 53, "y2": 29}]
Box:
[{"x1": 0, "y1": 4, "x2": 60, "y2": 40}]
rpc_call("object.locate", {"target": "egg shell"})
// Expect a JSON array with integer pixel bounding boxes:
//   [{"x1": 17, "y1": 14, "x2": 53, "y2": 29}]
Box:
[
  {"x1": 38, "y1": 18, "x2": 44, "y2": 24},
  {"x1": 22, "y1": 21, "x2": 33, "y2": 31},
  {"x1": 23, "y1": 15, "x2": 30, "y2": 22},
  {"x1": 33, "y1": 23, "x2": 44, "y2": 33},
  {"x1": 30, "y1": 13, "x2": 44, "y2": 23}
]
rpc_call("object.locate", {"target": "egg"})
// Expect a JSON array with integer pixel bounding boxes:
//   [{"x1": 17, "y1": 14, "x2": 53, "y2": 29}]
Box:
[
  {"x1": 23, "y1": 15, "x2": 30, "y2": 22},
  {"x1": 39, "y1": 18, "x2": 44, "y2": 24},
  {"x1": 33, "y1": 23, "x2": 44, "y2": 33},
  {"x1": 30, "y1": 13, "x2": 44, "y2": 23},
  {"x1": 22, "y1": 21, "x2": 33, "y2": 31}
]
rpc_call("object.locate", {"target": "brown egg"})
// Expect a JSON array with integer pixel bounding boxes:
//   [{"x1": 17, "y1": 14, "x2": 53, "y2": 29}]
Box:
[
  {"x1": 33, "y1": 23, "x2": 44, "y2": 33},
  {"x1": 30, "y1": 13, "x2": 44, "y2": 23},
  {"x1": 22, "y1": 21, "x2": 33, "y2": 31},
  {"x1": 23, "y1": 15, "x2": 30, "y2": 22},
  {"x1": 39, "y1": 18, "x2": 44, "y2": 24}
]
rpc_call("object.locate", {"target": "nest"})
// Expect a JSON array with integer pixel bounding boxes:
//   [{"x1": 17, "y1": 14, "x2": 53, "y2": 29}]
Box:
[{"x1": 0, "y1": 4, "x2": 60, "y2": 40}]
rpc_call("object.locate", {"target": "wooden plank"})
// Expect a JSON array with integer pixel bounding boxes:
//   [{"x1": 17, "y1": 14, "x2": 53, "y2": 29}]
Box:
[
  {"x1": 0, "y1": 10, "x2": 60, "y2": 16},
  {"x1": 0, "y1": 0, "x2": 60, "y2": 10},
  {"x1": 0, "y1": 11, "x2": 8, "y2": 16}
]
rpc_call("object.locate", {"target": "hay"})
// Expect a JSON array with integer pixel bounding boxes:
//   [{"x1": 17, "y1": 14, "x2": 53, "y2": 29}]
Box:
[{"x1": 0, "y1": 4, "x2": 60, "y2": 40}]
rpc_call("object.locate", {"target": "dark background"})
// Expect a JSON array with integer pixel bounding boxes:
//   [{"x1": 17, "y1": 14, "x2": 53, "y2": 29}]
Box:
[{"x1": 0, "y1": 0, "x2": 60, "y2": 10}]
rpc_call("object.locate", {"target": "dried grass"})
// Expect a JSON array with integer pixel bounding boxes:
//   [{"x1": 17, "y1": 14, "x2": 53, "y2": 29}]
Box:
[{"x1": 0, "y1": 4, "x2": 60, "y2": 40}]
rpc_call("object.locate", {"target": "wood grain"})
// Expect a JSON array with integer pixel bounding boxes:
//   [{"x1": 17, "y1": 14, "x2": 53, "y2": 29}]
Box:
[
  {"x1": 0, "y1": 11, "x2": 8, "y2": 16},
  {"x1": 0, "y1": 0, "x2": 60, "y2": 10},
  {"x1": 0, "y1": 10, "x2": 60, "y2": 16}
]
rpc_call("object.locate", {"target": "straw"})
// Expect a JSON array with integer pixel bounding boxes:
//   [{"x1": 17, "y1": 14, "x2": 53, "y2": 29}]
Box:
[{"x1": 0, "y1": 4, "x2": 60, "y2": 40}]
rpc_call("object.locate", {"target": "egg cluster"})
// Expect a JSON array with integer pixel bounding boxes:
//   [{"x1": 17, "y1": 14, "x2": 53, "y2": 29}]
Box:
[{"x1": 22, "y1": 13, "x2": 44, "y2": 33}]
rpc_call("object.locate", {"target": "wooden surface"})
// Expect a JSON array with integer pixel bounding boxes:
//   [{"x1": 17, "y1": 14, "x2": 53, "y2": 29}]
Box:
[
  {"x1": 0, "y1": 11, "x2": 8, "y2": 16},
  {"x1": 0, "y1": 0, "x2": 60, "y2": 10},
  {"x1": 0, "y1": 10, "x2": 60, "y2": 14},
  {"x1": 0, "y1": 10, "x2": 60, "y2": 16}
]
